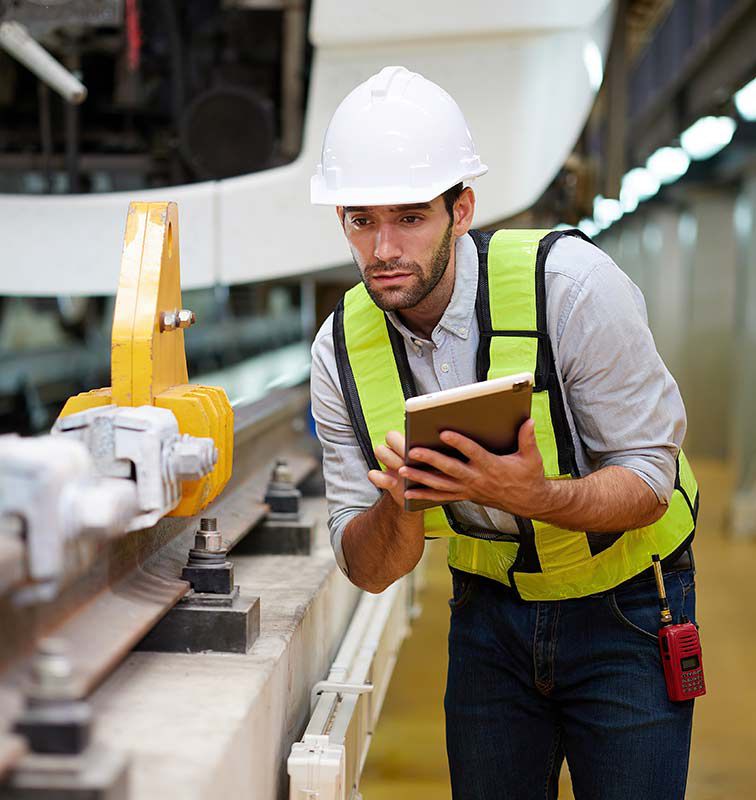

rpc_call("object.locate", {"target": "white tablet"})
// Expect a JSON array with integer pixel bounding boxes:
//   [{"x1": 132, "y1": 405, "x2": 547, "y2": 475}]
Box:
[{"x1": 404, "y1": 372, "x2": 534, "y2": 512}]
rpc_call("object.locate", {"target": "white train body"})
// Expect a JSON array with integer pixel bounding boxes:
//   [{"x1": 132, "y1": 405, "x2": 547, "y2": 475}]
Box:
[{"x1": 0, "y1": 0, "x2": 612, "y2": 296}]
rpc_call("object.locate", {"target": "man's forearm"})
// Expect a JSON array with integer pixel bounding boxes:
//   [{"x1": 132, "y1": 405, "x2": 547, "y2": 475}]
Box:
[
  {"x1": 402, "y1": 425, "x2": 668, "y2": 535},
  {"x1": 531, "y1": 465, "x2": 666, "y2": 532},
  {"x1": 341, "y1": 492, "x2": 425, "y2": 593}
]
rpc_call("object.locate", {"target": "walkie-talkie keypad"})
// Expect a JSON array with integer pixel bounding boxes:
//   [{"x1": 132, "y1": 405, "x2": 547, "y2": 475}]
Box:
[{"x1": 681, "y1": 670, "x2": 704, "y2": 694}]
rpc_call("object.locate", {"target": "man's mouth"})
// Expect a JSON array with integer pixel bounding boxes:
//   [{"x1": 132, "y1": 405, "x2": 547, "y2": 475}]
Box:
[{"x1": 370, "y1": 272, "x2": 413, "y2": 286}]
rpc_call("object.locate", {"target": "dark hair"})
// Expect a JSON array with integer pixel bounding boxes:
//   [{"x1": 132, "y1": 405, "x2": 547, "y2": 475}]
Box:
[{"x1": 442, "y1": 183, "x2": 464, "y2": 220}]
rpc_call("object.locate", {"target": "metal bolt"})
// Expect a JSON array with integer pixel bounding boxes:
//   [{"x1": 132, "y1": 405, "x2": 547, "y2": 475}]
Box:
[
  {"x1": 272, "y1": 459, "x2": 294, "y2": 486},
  {"x1": 265, "y1": 459, "x2": 301, "y2": 519},
  {"x1": 194, "y1": 517, "x2": 223, "y2": 553},
  {"x1": 176, "y1": 309, "x2": 196, "y2": 329},
  {"x1": 160, "y1": 310, "x2": 178, "y2": 331},
  {"x1": 30, "y1": 638, "x2": 74, "y2": 699}
]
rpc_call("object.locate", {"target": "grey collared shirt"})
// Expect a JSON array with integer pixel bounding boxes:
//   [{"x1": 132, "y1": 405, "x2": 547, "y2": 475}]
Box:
[{"x1": 310, "y1": 232, "x2": 687, "y2": 575}]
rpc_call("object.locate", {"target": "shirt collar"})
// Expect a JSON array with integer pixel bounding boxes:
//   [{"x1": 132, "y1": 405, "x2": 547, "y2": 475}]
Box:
[{"x1": 386, "y1": 232, "x2": 478, "y2": 344}]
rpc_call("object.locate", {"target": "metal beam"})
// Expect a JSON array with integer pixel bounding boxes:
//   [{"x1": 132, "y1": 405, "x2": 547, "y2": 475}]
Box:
[
  {"x1": 280, "y1": 0, "x2": 307, "y2": 159},
  {"x1": 628, "y1": 0, "x2": 756, "y2": 161},
  {"x1": 604, "y1": 0, "x2": 628, "y2": 198}
]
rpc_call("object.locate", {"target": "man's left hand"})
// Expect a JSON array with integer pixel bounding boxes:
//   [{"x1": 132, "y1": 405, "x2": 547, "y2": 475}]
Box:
[{"x1": 398, "y1": 418, "x2": 550, "y2": 518}]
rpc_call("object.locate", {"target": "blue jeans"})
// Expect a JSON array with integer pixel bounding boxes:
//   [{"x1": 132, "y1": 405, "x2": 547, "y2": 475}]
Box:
[{"x1": 445, "y1": 566, "x2": 696, "y2": 800}]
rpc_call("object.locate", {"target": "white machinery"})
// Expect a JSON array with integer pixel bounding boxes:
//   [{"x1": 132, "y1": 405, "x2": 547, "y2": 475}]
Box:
[
  {"x1": 0, "y1": 0, "x2": 613, "y2": 295},
  {"x1": 0, "y1": 407, "x2": 217, "y2": 602}
]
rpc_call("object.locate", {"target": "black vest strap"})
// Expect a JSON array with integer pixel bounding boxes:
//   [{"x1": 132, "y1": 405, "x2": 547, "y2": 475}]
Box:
[
  {"x1": 535, "y1": 230, "x2": 587, "y2": 478},
  {"x1": 332, "y1": 298, "x2": 380, "y2": 472},
  {"x1": 468, "y1": 229, "x2": 494, "y2": 383},
  {"x1": 674, "y1": 453, "x2": 698, "y2": 521},
  {"x1": 468, "y1": 228, "x2": 591, "y2": 478},
  {"x1": 386, "y1": 320, "x2": 418, "y2": 400}
]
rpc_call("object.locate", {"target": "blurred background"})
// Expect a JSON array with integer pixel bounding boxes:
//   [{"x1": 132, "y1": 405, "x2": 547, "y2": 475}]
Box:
[{"x1": 0, "y1": 0, "x2": 754, "y2": 797}]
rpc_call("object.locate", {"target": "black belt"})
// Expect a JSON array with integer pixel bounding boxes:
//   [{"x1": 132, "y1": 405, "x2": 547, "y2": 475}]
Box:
[{"x1": 621, "y1": 545, "x2": 694, "y2": 588}]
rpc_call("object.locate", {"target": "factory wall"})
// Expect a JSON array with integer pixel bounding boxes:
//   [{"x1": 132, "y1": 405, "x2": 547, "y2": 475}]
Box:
[{"x1": 597, "y1": 171, "x2": 756, "y2": 532}]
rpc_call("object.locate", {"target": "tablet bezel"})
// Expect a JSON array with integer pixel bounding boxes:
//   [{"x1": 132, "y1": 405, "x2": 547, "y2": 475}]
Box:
[{"x1": 405, "y1": 371, "x2": 534, "y2": 413}]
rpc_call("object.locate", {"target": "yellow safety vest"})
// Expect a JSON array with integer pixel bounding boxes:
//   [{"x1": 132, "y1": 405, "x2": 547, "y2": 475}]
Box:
[{"x1": 332, "y1": 229, "x2": 698, "y2": 601}]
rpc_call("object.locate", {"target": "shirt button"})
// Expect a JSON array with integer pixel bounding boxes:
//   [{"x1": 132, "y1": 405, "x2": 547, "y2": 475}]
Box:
[
  {"x1": 441, "y1": 363, "x2": 450, "y2": 373},
  {"x1": 458, "y1": 327, "x2": 466, "y2": 336}
]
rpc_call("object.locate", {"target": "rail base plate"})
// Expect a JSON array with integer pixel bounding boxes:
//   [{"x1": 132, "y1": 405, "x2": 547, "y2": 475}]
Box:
[
  {"x1": 235, "y1": 517, "x2": 316, "y2": 555},
  {"x1": 134, "y1": 587, "x2": 260, "y2": 654},
  {"x1": 1, "y1": 745, "x2": 129, "y2": 799}
]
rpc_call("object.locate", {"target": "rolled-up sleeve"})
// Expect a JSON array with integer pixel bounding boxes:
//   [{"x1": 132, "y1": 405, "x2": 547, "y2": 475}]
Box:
[
  {"x1": 310, "y1": 318, "x2": 380, "y2": 574},
  {"x1": 556, "y1": 255, "x2": 686, "y2": 504}
]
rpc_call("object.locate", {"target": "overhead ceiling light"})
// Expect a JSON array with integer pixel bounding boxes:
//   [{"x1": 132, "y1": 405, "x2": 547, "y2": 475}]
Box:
[
  {"x1": 593, "y1": 195, "x2": 623, "y2": 229},
  {"x1": 620, "y1": 185, "x2": 639, "y2": 214},
  {"x1": 680, "y1": 116, "x2": 736, "y2": 160},
  {"x1": 583, "y1": 41, "x2": 604, "y2": 92},
  {"x1": 622, "y1": 167, "x2": 660, "y2": 203},
  {"x1": 578, "y1": 218, "x2": 600, "y2": 238},
  {"x1": 735, "y1": 76, "x2": 756, "y2": 121},
  {"x1": 646, "y1": 147, "x2": 690, "y2": 184}
]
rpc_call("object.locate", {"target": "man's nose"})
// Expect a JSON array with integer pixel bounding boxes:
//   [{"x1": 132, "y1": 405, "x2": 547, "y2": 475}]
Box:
[{"x1": 373, "y1": 225, "x2": 402, "y2": 263}]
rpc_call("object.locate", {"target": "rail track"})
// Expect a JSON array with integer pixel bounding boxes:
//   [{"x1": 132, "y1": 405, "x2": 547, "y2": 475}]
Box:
[{"x1": 0, "y1": 382, "x2": 318, "y2": 782}]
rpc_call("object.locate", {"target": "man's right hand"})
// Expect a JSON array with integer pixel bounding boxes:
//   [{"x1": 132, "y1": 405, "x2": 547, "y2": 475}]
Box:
[
  {"x1": 344, "y1": 428, "x2": 425, "y2": 593},
  {"x1": 369, "y1": 429, "x2": 408, "y2": 509}
]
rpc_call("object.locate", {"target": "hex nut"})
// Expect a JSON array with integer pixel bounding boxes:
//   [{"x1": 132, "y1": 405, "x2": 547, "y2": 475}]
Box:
[
  {"x1": 193, "y1": 517, "x2": 223, "y2": 551},
  {"x1": 176, "y1": 309, "x2": 196, "y2": 328},
  {"x1": 160, "y1": 311, "x2": 178, "y2": 332},
  {"x1": 194, "y1": 529, "x2": 224, "y2": 553},
  {"x1": 171, "y1": 435, "x2": 217, "y2": 480}
]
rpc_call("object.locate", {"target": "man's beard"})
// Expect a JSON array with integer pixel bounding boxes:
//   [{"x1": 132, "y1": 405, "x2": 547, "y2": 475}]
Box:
[{"x1": 360, "y1": 222, "x2": 453, "y2": 312}]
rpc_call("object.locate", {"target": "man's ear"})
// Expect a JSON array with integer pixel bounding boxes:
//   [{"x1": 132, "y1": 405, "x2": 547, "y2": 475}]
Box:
[
  {"x1": 337, "y1": 206, "x2": 345, "y2": 227},
  {"x1": 453, "y1": 188, "x2": 475, "y2": 237}
]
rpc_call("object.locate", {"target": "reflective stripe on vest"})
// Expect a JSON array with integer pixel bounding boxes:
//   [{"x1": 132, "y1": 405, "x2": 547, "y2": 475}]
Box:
[{"x1": 332, "y1": 229, "x2": 698, "y2": 600}]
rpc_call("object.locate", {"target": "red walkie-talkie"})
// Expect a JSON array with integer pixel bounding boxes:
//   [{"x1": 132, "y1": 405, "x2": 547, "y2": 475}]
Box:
[{"x1": 652, "y1": 554, "x2": 706, "y2": 702}]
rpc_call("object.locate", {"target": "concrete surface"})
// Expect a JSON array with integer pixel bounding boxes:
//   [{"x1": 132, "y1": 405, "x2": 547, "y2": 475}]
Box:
[{"x1": 90, "y1": 497, "x2": 360, "y2": 800}]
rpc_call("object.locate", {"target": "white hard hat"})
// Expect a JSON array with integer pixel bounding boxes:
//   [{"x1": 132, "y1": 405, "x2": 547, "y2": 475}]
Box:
[{"x1": 311, "y1": 65, "x2": 487, "y2": 206}]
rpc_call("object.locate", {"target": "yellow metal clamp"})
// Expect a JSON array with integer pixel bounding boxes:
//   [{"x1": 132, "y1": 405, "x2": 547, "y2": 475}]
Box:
[{"x1": 58, "y1": 201, "x2": 233, "y2": 517}]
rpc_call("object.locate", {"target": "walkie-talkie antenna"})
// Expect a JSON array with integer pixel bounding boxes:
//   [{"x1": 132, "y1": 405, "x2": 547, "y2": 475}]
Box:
[{"x1": 651, "y1": 554, "x2": 673, "y2": 625}]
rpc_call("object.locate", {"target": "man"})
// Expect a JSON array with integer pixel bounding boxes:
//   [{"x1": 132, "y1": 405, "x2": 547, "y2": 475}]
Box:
[{"x1": 309, "y1": 66, "x2": 699, "y2": 799}]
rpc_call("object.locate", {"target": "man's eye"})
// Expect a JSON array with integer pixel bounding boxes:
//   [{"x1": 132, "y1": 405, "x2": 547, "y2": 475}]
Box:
[
  {"x1": 350, "y1": 217, "x2": 370, "y2": 227},
  {"x1": 401, "y1": 215, "x2": 422, "y2": 224}
]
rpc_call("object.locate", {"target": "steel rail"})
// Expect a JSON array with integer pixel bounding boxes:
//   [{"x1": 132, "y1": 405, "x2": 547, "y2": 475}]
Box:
[{"x1": 0, "y1": 383, "x2": 316, "y2": 774}]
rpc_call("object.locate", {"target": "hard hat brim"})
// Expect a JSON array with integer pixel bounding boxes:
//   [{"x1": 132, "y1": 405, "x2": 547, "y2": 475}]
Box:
[{"x1": 310, "y1": 166, "x2": 488, "y2": 207}]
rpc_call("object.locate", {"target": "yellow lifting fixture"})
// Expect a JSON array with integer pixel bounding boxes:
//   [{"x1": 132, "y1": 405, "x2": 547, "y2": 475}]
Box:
[{"x1": 58, "y1": 201, "x2": 233, "y2": 516}]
